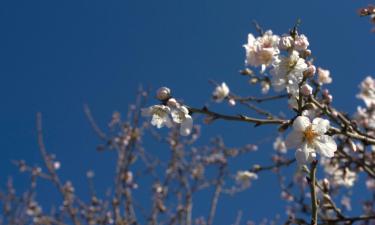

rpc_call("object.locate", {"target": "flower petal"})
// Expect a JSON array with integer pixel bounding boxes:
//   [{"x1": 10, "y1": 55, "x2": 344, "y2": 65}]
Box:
[
  {"x1": 293, "y1": 116, "x2": 311, "y2": 132},
  {"x1": 312, "y1": 118, "x2": 330, "y2": 135},
  {"x1": 180, "y1": 115, "x2": 193, "y2": 136},
  {"x1": 285, "y1": 130, "x2": 303, "y2": 149},
  {"x1": 314, "y1": 135, "x2": 337, "y2": 158},
  {"x1": 295, "y1": 148, "x2": 309, "y2": 166}
]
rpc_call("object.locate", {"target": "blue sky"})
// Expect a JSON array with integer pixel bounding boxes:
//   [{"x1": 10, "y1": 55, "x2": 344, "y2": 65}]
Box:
[{"x1": 1, "y1": 0, "x2": 375, "y2": 224}]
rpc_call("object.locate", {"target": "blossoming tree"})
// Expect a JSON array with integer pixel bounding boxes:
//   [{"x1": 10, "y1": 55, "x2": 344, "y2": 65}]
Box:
[{"x1": 2, "y1": 7, "x2": 375, "y2": 225}]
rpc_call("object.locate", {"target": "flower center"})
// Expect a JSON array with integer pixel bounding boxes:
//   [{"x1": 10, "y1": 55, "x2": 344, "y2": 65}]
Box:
[{"x1": 303, "y1": 125, "x2": 317, "y2": 144}]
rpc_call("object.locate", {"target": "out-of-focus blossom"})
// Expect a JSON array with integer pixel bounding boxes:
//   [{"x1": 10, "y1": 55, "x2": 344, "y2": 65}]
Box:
[
  {"x1": 341, "y1": 196, "x2": 352, "y2": 211},
  {"x1": 366, "y1": 178, "x2": 375, "y2": 190},
  {"x1": 317, "y1": 67, "x2": 332, "y2": 84},
  {"x1": 333, "y1": 168, "x2": 357, "y2": 188},
  {"x1": 273, "y1": 136, "x2": 287, "y2": 153},
  {"x1": 354, "y1": 106, "x2": 375, "y2": 130},
  {"x1": 142, "y1": 105, "x2": 173, "y2": 128},
  {"x1": 321, "y1": 158, "x2": 357, "y2": 188},
  {"x1": 270, "y1": 50, "x2": 307, "y2": 96},
  {"x1": 212, "y1": 82, "x2": 230, "y2": 103},
  {"x1": 261, "y1": 81, "x2": 270, "y2": 94},
  {"x1": 244, "y1": 30, "x2": 280, "y2": 72},
  {"x1": 286, "y1": 116, "x2": 337, "y2": 166},
  {"x1": 171, "y1": 105, "x2": 193, "y2": 136},
  {"x1": 357, "y1": 76, "x2": 375, "y2": 107},
  {"x1": 235, "y1": 170, "x2": 258, "y2": 186}
]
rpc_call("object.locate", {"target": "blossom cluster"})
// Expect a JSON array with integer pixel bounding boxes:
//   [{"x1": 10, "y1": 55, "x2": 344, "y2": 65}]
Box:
[
  {"x1": 243, "y1": 30, "x2": 332, "y2": 107},
  {"x1": 142, "y1": 87, "x2": 193, "y2": 136}
]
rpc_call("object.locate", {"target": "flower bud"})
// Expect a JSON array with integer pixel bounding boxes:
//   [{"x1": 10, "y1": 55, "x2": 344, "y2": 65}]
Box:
[
  {"x1": 303, "y1": 65, "x2": 316, "y2": 78},
  {"x1": 167, "y1": 98, "x2": 179, "y2": 108},
  {"x1": 300, "y1": 84, "x2": 313, "y2": 96},
  {"x1": 228, "y1": 98, "x2": 236, "y2": 106},
  {"x1": 156, "y1": 87, "x2": 171, "y2": 101}
]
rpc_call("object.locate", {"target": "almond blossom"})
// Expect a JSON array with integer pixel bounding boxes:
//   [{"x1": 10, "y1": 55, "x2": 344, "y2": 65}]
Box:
[
  {"x1": 171, "y1": 105, "x2": 193, "y2": 136},
  {"x1": 235, "y1": 170, "x2": 258, "y2": 186},
  {"x1": 142, "y1": 105, "x2": 173, "y2": 128},
  {"x1": 317, "y1": 67, "x2": 332, "y2": 84},
  {"x1": 243, "y1": 30, "x2": 280, "y2": 72},
  {"x1": 270, "y1": 50, "x2": 307, "y2": 96},
  {"x1": 357, "y1": 76, "x2": 375, "y2": 107},
  {"x1": 285, "y1": 116, "x2": 337, "y2": 166},
  {"x1": 212, "y1": 82, "x2": 230, "y2": 103}
]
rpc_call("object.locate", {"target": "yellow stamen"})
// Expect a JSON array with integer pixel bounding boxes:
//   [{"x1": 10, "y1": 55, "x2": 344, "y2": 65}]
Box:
[{"x1": 303, "y1": 125, "x2": 317, "y2": 145}]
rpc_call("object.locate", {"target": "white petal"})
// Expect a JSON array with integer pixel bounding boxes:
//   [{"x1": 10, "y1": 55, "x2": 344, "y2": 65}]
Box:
[
  {"x1": 295, "y1": 148, "x2": 309, "y2": 165},
  {"x1": 314, "y1": 135, "x2": 337, "y2": 158},
  {"x1": 293, "y1": 116, "x2": 311, "y2": 132},
  {"x1": 180, "y1": 115, "x2": 193, "y2": 136},
  {"x1": 151, "y1": 115, "x2": 164, "y2": 128},
  {"x1": 285, "y1": 130, "x2": 303, "y2": 149},
  {"x1": 312, "y1": 118, "x2": 330, "y2": 135}
]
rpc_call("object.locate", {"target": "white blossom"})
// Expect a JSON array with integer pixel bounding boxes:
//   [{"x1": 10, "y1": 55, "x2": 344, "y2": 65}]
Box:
[
  {"x1": 270, "y1": 50, "x2": 307, "y2": 95},
  {"x1": 322, "y1": 159, "x2": 357, "y2": 188},
  {"x1": 273, "y1": 136, "x2": 287, "y2": 153},
  {"x1": 285, "y1": 116, "x2": 337, "y2": 166},
  {"x1": 317, "y1": 67, "x2": 332, "y2": 84},
  {"x1": 142, "y1": 105, "x2": 173, "y2": 128},
  {"x1": 212, "y1": 82, "x2": 230, "y2": 102},
  {"x1": 261, "y1": 81, "x2": 270, "y2": 94},
  {"x1": 243, "y1": 30, "x2": 280, "y2": 72},
  {"x1": 235, "y1": 170, "x2": 258, "y2": 186},
  {"x1": 294, "y1": 34, "x2": 309, "y2": 51},
  {"x1": 171, "y1": 105, "x2": 193, "y2": 136},
  {"x1": 357, "y1": 76, "x2": 375, "y2": 107},
  {"x1": 278, "y1": 35, "x2": 294, "y2": 50}
]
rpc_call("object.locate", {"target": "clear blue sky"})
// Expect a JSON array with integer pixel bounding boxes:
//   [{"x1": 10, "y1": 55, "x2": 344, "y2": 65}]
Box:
[{"x1": 1, "y1": 0, "x2": 374, "y2": 223}]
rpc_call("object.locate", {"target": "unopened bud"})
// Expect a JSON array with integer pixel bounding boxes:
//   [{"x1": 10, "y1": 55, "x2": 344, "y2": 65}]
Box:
[
  {"x1": 228, "y1": 98, "x2": 236, "y2": 106},
  {"x1": 303, "y1": 65, "x2": 316, "y2": 78},
  {"x1": 240, "y1": 68, "x2": 253, "y2": 75},
  {"x1": 156, "y1": 87, "x2": 171, "y2": 101},
  {"x1": 167, "y1": 98, "x2": 179, "y2": 108},
  {"x1": 300, "y1": 84, "x2": 313, "y2": 96},
  {"x1": 249, "y1": 77, "x2": 258, "y2": 84}
]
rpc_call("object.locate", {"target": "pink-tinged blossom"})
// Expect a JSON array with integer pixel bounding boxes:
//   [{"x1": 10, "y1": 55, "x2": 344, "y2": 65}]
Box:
[
  {"x1": 317, "y1": 67, "x2": 332, "y2": 84},
  {"x1": 294, "y1": 34, "x2": 309, "y2": 51},
  {"x1": 278, "y1": 35, "x2": 294, "y2": 50},
  {"x1": 243, "y1": 30, "x2": 280, "y2": 72},
  {"x1": 273, "y1": 137, "x2": 287, "y2": 154},
  {"x1": 300, "y1": 83, "x2": 313, "y2": 96},
  {"x1": 285, "y1": 116, "x2": 337, "y2": 166},
  {"x1": 357, "y1": 76, "x2": 375, "y2": 107}
]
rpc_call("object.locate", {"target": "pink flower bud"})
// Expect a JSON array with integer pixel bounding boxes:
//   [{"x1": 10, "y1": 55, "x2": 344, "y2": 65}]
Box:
[
  {"x1": 300, "y1": 84, "x2": 313, "y2": 96},
  {"x1": 156, "y1": 87, "x2": 171, "y2": 101},
  {"x1": 303, "y1": 65, "x2": 316, "y2": 78}
]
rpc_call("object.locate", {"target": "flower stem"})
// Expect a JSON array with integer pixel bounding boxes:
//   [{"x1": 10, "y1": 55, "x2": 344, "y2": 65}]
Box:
[{"x1": 309, "y1": 160, "x2": 318, "y2": 225}]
